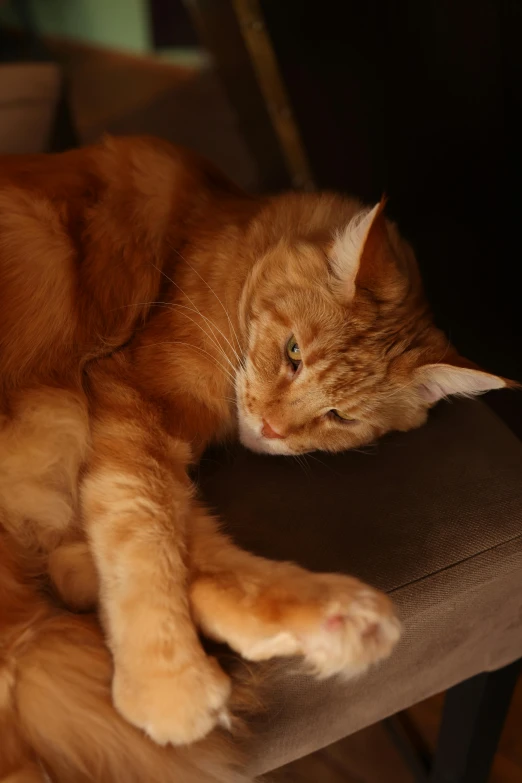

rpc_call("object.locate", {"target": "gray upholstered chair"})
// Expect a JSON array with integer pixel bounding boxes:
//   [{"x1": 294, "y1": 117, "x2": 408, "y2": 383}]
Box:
[{"x1": 200, "y1": 399, "x2": 522, "y2": 782}]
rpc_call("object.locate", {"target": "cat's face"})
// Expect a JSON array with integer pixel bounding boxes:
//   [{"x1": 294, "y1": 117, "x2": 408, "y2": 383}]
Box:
[{"x1": 236, "y1": 202, "x2": 505, "y2": 455}]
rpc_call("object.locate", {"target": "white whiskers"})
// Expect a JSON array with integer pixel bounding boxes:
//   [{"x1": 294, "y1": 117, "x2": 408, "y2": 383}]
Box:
[
  {"x1": 167, "y1": 302, "x2": 238, "y2": 375},
  {"x1": 170, "y1": 246, "x2": 244, "y2": 362},
  {"x1": 112, "y1": 297, "x2": 239, "y2": 381},
  {"x1": 293, "y1": 454, "x2": 313, "y2": 478},
  {"x1": 144, "y1": 339, "x2": 236, "y2": 386},
  {"x1": 151, "y1": 262, "x2": 244, "y2": 370}
]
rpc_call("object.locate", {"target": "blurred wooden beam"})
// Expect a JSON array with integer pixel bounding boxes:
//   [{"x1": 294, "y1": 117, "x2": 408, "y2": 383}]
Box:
[{"x1": 184, "y1": 0, "x2": 306, "y2": 191}]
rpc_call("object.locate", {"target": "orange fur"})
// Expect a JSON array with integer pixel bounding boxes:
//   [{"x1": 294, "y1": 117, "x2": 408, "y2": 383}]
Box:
[
  {"x1": 0, "y1": 534, "x2": 251, "y2": 783},
  {"x1": 0, "y1": 136, "x2": 508, "y2": 778}
]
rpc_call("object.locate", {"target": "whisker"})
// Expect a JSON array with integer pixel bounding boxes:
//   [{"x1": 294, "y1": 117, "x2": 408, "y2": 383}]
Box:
[
  {"x1": 167, "y1": 304, "x2": 238, "y2": 375},
  {"x1": 160, "y1": 253, "x2": 244, "y2": 365},
  {"x1": 304, "y1": 452, "x2": 342, "y2": 476},
  {"x1": 109, "y1": 300, "x2": 172, "y2": 312},
  {"x1": 171, "y1": 301, "x2": 240, "y2": 368},
  {"x1": 293, "y1": 454, "x2": 312, "y2": 478},
  {"x1": 109, "y1": 297, "x2": 238, "y2": 375},
  {"x1": 292, "y1": 455, "x2": 306, "y2": 476},
  {"x1": 171, "y1": 247, "x2": 244, "y2": 360},
  {"x1": 143, "y1": 340, "x2": 236, "y2": 385},
  {"x1": 350, "y1": 445, "x2": 379, "y2": 455},
  {"x1": 110, "y1": 263, "x2": 246, "y2": 377},
  {"x1": 152, "y1": 262, "x2": 243, "y2": 369}
]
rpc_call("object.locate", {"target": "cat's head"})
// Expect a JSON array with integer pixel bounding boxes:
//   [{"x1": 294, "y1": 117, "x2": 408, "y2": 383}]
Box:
[{"x1": 236, "y1": 198, "x2": 508, "y2": 455}]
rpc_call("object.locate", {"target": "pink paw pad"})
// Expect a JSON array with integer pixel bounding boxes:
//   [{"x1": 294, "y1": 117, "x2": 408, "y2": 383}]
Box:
[{"x1": 324, "y1": 614, "x2": 345, "y2": 631}]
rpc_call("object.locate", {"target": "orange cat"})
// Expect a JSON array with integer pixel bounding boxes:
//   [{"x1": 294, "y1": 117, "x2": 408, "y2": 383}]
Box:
[{"x1": 0, "y1": 136, "x2": 508, "y2": 782}]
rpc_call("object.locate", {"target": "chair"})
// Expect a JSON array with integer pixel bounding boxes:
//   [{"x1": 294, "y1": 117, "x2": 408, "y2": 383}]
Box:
[
  {"x1": 186, "y1": 7, "x2": 522, "y2": 774},
  {"x1": 199, "y1": 399, "x2": 522, "y2": 781}
]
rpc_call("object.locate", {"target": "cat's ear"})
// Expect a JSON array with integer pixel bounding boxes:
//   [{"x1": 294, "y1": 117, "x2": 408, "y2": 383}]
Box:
[
  {"x1": 414, "y1": 363, "x2": 507, "y2": 404},
  {"x1": 329, "y1": 196, "x2": 399, "y2": 301}
]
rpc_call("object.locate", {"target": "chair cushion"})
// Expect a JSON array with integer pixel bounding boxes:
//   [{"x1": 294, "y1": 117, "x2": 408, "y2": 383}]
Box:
[{"x1": 199, "y1": 399, "x2": 522, "y2": 774}]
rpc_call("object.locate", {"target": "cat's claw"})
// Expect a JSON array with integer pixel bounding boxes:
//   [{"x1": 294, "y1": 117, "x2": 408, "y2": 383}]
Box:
[{"x1": 112, "y1": 655, "x2": 231, "y2": 746}]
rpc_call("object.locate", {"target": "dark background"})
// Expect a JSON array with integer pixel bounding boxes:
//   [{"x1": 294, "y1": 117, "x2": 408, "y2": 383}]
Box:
[{"x1": 258, "y1": 0, "x2": 521, "y2": 386}]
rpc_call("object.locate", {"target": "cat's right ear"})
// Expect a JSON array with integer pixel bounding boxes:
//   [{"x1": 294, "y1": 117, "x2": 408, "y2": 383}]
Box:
[{"x1": 329, "y1": 197, "x2": 402, "y2": 302}]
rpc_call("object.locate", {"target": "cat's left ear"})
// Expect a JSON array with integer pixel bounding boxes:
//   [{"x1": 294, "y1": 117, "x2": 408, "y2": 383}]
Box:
[
  {"x1": 414, "y1": 362, "x2": 508, "y2": 404},
  {"x1": 329, "y1": 196, "x2": 400, "y2": 301}
]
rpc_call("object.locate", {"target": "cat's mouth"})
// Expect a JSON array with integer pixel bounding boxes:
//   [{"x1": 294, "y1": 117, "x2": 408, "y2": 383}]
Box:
[{"x1": 237, "y1": 412, "x2": 294, "y2": 455}]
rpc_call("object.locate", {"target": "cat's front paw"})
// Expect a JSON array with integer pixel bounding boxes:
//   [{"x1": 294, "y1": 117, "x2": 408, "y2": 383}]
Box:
[
  {"x1": 222, "y1": 572, "x2": 400, "y2": 679},
  {"x1": 112, "y1": 654, "x2": 231, "y2": 746},
  {"x1": 287, "y1": 575, "x2": 401, "y2": 678}
]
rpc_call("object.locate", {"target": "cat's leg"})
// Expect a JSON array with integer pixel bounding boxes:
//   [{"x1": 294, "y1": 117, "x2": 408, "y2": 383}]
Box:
[
  {"x1": 81, "y1": 382, "x2": 231, "y2": 746},
  {"x1": 47, "y1": 538, "x2": 98, "y2": 611},
  {"x1": 49, "y1": 511, "x2": 399, "y2": 676},
  {"x1": 49, "y1": 505, "x2": 399, "y2": 679},
  {"x1": 51, "y1": 496, "x2": 399, "y2": 683},
  {"x1": 0, "y1": 386, "x2": 89, "y2": 554},
  {"x1": 188, "y1": 508, "x2": 400, "y2": 679}
]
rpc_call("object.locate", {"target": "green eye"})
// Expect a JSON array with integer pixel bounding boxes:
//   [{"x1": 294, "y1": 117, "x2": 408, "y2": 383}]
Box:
[
  {"x1": 286, "y1": 335, "x2": 302, "y2": 365},
  {"x1": 330, "y1": 409, "x2": 356, "y2": 422}
]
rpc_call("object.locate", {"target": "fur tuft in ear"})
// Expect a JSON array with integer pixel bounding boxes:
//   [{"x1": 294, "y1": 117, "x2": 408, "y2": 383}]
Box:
[
  {"x1": 330, "y1": 202, "x2": 382, "y2": 300},
  {"x1": 415, "y1": 364, "x2": 506, "y2": 404}
]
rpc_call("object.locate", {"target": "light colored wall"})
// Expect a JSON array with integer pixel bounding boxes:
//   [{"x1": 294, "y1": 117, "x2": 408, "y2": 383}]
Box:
[{"x1": 0, "y1": 0, "x2": 152, "y2": 54}]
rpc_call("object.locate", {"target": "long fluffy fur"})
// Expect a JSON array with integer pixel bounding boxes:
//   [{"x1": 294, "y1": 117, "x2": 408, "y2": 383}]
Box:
[
  {"x1": 0, "y1": 138, "x2": 259, "y2": 781},
  {"x1": 0, "y1": 136, "x2": 506, "y2": 780},
  {"x1": 0, "y1": 533, "x2": 256, "y2": 783}
]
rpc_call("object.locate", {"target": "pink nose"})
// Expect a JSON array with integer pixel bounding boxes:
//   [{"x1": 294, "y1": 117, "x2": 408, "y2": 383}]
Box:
[{"x1": 261, "y1": 419, "x2": 285, "y2": 439}]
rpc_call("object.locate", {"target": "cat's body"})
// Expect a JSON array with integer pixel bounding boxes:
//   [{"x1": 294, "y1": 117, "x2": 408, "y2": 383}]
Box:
[{"x1": 0, "y1": 137, "x2": 506, "y2": 782}]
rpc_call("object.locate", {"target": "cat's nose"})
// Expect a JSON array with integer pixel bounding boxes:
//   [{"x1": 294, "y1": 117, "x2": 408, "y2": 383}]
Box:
[{"x1": 261, "y1": 419, "x2": 285, "y2": 439}]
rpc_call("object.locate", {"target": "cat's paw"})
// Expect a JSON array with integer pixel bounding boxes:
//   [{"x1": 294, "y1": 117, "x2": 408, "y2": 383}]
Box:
[
  {"x1": 236, "y1": 573, "x2": 400, "y2": 679},
  {"x1": 293, "y1": 576, "x2": 401, "y2": 678},
  {"x1": 112, "y1": 655, "x2": 231, "y2": 746}
]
